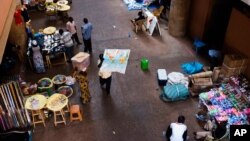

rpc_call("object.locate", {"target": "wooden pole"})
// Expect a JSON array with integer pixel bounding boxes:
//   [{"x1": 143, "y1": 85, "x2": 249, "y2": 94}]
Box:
[{"x1": 168, "y1": 0, "x2": 191, "y2": 37}]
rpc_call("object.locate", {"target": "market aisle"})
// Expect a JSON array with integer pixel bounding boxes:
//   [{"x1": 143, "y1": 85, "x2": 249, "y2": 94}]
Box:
[{"x1": 25, "y1": 0, "x2": 208, "y2": 141}]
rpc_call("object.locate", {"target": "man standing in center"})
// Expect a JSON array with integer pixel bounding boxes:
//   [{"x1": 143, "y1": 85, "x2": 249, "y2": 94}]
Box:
[{"x1": 81, "y1": 18, "x2": 93, "y2": 53}]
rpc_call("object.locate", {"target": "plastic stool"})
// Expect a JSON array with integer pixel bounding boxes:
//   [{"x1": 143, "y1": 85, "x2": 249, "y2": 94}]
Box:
[
  {"x1": 70, "y1": 105, "x2": 83, "y2": 122},
  {"x1": 141, "y1": 58, "x2": 149, "y2": 71}
]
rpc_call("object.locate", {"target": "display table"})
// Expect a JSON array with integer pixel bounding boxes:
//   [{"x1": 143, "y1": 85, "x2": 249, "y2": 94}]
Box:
[
  {"x1": 25, "y1": 94, "x2": 47, "y2": 127},
  {"x1": 71, "y1": 52, "x2": 90, "y2": 71},
  {"x1": 57, "y1": 4, "x2": 70, "y2": 11},
  {"x1": 47, "y1": 93, "x2": 68, "y2": 126},
  {"x1": 25, "y1": 94, "x2": 47, "y2": 110},
  {"x1": 57, "y1": 4, "x2": 70, "y2": 19},
  {"x1": 57, "y1": 0, "x2": 69, "y2": 6},
  {"x1": 199, "y1": 88, "x2": 249, "y2": 125},
  {"x1": 43, "y1": 26, "x2": 56, "y2": 35},
  {"x1": 46, "y1": 94, "x2": 68, "y2": 111}
]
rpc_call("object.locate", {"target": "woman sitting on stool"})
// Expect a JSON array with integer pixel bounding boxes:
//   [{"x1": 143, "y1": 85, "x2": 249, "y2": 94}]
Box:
[{"x1": 131, "y1": 11, "x2": 146, "y2": 23}]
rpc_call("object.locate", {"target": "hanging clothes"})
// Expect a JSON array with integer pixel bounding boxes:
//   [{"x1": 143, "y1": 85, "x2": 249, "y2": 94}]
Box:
[{"x1": 14, "y1": 10, "x2": 23, "y2": 25}]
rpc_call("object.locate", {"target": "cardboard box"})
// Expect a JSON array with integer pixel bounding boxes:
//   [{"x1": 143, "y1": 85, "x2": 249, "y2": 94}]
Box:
[
  {"x1": 221, "y1": 65, "x2": 247, "y2": 78},
  {"x1": 192, "y1": 78, "x2": 213, "y2": 86},
  {"x1": 223, "y1": 54, "x2": 248, "y2": 68}
]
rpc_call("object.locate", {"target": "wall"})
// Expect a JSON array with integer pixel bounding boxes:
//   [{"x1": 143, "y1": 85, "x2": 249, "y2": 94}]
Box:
[
  {"x1": 8, "y1": 13, "x2": 27, "y2": 63},
  {"x1": 0, "y1": 0, "x2": 16, "y2": 63},
  {"x1": 224, "y1": 8, "x2": 250, "y2": 78},
  {"x1": 187, "y1": 0, "x2": 212, "y2": 40}
]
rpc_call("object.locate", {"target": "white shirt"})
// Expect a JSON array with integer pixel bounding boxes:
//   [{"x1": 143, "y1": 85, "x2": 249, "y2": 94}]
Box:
[
  {"x1": 97, "y1": 60, "x2": 112, "y2": 79},
  {"x1": 61, "y1": 32, "x2": 74, "y2": 47},
  {"x1": 66, "y1": 21, "x2": 77, "y2": 34},
  {"x1": 170, "y1": 123, "x2": 187, "y2": 141}
]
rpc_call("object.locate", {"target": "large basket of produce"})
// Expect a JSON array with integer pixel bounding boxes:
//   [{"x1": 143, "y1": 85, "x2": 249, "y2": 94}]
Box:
[
  {"x1": 52, "y1": 74, "x2": 66, "y2": 85},
  {"x1": 57, "y1": 86, "x2": 73, "y2": 98},
  {"x1": 38, "y1": 77, "x2": 53, "y2": 89},
  {"x1": 37, "y1": 77, "x2": 53, "y2": 96}
]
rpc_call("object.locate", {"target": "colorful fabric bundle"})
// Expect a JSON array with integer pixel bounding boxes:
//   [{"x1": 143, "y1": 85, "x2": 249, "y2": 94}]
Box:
[
  {"x1": 0, "y1": 81, "x2": 31, "y2": 132},
  {"x1": 160, "y1": 84, "x2": 189, "y2": 102}
]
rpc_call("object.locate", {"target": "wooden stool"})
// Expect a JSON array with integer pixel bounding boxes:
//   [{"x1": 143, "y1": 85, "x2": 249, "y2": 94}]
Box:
[
  {"x1": 70, "y1": 105, "x2": 83, "y2": 122},
  {"x1": 31, "y1": 110, "x2": 46, "y2": 128},
  {"x1": 53, "y1": 110, "x2": 66, "y2": 126}
]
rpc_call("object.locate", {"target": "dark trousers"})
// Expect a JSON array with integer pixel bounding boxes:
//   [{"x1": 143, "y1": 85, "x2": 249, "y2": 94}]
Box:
[
  {"x1": 83, "y1": 38, "x2": 92, "y2": 53},
  {"x1": 99, "y1": 76, "x2": 112, "y2": 94},
  {"x1": 65, "y1": 46, "x2": 74, "y2": 61},
  {"x1": 71, "y1": 33, "x2": 81, "y2": 44}
]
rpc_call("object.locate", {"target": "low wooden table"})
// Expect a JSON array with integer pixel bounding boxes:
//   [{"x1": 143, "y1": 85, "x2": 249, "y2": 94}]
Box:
[
  {"x1": 45, "y1": 52, "x2": 67, "y2": 68},
  {"x1": 25, "y1": 94, "x2": 47, "y2": 127},
  {"x1": 47, "y1": 94, "x2": 68, "y2": 126},
  {"x1": 57, "y1": 4, "x2": 70, "y2": 19}
]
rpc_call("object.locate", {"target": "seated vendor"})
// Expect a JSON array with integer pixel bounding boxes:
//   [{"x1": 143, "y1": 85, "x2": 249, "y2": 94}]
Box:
[
  {"x1": 131, "y1": 11, "x2": 146, "y2": 23},
  {"x1": 193, "y1": 119, "x2": 227, "y2": 140}
]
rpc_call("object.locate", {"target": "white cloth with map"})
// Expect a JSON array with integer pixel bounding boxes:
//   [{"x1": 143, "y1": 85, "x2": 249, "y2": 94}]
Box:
[{"x1": 100, "y1": 49, "x2": 130, "y2": 74}]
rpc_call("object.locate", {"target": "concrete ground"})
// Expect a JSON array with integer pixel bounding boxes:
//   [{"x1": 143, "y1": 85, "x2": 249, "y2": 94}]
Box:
[{"x1": 20, "y1": 0, "x2": 213, "y2": 141}]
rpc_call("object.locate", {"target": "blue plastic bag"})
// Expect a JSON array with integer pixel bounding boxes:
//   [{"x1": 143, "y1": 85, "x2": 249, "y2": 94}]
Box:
[{"x1": 181, "y1": 61, "x2": 203, "y2": 74}]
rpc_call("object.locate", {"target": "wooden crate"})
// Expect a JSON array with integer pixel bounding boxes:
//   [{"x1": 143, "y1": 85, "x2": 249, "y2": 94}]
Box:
[{"x1": 223, "y1": 54, "x2": 248, "y2": 68}]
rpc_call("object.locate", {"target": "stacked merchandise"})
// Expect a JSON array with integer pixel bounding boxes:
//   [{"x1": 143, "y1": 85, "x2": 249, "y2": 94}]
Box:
[
  {"x1": 0, "y1": 81, "x2": 31, "y2": 132},
  {"x1": 221, "y1": 54, "x2": 248, "y2": 77},
  {"x1": 160, "y1": 72, "x2": 189, "y2": 102},
  {"x1": 229, "y1": 75, "x2": 250, "y2": 102},
  {"x1": 27, "y1": 31, "x2": 65, "y2": 57},
  {"x1": 123, "y1": 0, "x2": 155, "y2": 10},
  {"x1": 199, "y1": 78, "x2": 250, "y2": 125}
]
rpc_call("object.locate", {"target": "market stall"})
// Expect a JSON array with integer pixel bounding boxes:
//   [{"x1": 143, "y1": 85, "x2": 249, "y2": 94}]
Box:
[
  {"x1": 27, "y1": 27, "x2": 67, "y2": 70},
  {"x1": 197, "y1": 75, "x2": 250, "y2": 139},
  {"x1": 0, "y1": 81, "x2": 32, "y2": 135}
]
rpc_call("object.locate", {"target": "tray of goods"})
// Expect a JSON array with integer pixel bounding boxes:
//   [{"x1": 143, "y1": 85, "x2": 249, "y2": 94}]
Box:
[
  {"x1": 38, "y1": 78, "x2": 53, "y2": 89},
  {"x1": 52, "y1": 74, "x2": 66, "y2": 85},
  {"x1": 57, "y1": 86, "x2": 73, "y2": 98}
]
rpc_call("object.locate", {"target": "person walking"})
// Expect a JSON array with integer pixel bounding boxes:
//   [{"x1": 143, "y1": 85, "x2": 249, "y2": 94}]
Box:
[
  {"x1": 73, "y1": 67, "x2": 91, "y2": 104},
  {"x1": 66, "y1": 17, "x2": 82, "y2": 45},
  {"x1": 166, "y1": 115, "x2": 188, "y2": 141},
  {"x1": 81, "y1": 18, "x2": 93, "y2": 53},
  {"x1": 31, "y1": 40, "x2": 45, "y2": 73},
  {"x1": 59, "y1": 29, "x2": 74, "y2": 63},
  {"x1": 98, "y1": 54, "x2": 112, "y2": 95}
]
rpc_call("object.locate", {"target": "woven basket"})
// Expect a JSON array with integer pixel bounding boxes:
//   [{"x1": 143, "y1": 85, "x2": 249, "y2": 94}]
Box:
[
  {"x1": 57, "y1": 86, "x2": 73, "y2": 98},
  {"x1": 52, "y1": 74, "x2": 66, "y2": 85},
  {"x1": 38, "y1": 77, "x2": 53, "y2": 89}
]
